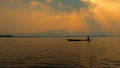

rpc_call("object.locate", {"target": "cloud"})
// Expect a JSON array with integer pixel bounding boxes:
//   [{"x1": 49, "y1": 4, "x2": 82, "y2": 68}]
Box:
[
  {"x1": 48, "y1": 0, "x2": 91, "y2": 12},
  {"x1": 3, "y1": 0, "x2": 92, "y2": 12},
  {"x1": 29, "y1": 0, "x2": 51, "y2": 9},
  {"x1": 0, "y1": 0, "x2": 120, "y2": 35},
  {"x1": 45, "y1": 0, "x2": 53, "y2": 3}
]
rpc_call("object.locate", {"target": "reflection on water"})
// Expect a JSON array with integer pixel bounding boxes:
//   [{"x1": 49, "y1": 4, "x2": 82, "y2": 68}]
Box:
[{"x1": 0, "y1": 37, "x2": 120, "y2": 68}]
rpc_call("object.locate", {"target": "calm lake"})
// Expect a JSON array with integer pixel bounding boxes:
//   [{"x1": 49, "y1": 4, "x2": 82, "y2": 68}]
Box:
[{"x1": 0, "y1": 37, "x2": 120, "y2": 68}]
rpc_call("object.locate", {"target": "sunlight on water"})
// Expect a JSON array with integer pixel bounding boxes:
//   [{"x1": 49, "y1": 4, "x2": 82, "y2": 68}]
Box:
[{"x1": 0, "y1": 37, "x2": 120, "y2": 68}]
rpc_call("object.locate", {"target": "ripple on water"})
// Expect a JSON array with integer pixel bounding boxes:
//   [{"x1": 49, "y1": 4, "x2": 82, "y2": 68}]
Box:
[{"x1": 103, "y1": 58, "x2": 120, "y2": 67}]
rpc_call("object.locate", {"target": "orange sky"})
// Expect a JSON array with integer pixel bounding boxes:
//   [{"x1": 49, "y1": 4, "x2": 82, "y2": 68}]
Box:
[{"x1": 0, "y1": 0, "x2": 120, "y2": 36}]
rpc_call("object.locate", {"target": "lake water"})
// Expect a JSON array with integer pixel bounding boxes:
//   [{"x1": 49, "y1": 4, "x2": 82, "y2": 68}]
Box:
[{"x1": 0, "y1": 37, "x2": 120, "y2": 68}]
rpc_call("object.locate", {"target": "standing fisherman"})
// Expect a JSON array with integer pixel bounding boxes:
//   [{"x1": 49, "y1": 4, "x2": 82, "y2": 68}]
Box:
[{"x1": 87, "y1": 36, "x2": 90, "y2": 41}]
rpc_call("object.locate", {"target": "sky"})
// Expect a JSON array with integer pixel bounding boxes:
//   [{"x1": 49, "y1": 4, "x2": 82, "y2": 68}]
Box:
[{"x1": 0, "y1": 0, "x2": 120, "y2": 36}]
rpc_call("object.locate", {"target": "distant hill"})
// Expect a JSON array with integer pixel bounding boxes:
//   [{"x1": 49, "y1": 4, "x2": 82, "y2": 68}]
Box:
[
  {"x1": 29, "y1": 30, "x2": 71, "y2": 37},
  {"x1": 26, "y1": 30, "x2": 115, "y2": 37},
  {"x1": 0, "y1": 30, "x2": 118, "y2": 37}
]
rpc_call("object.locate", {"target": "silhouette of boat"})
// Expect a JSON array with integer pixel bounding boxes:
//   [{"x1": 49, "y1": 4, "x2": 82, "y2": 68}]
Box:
[
  {"x1": 67, "y1": 36, "x2": 91, "y2": 41},
  {"x1": 67, "y1": 39, "x2": 87, "y2": 41}
]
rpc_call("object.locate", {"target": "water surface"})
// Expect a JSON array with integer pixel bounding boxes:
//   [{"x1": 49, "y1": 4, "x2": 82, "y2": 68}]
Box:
[{"x1": 0, "y1": 37, "x2": 120, "y2": 68}]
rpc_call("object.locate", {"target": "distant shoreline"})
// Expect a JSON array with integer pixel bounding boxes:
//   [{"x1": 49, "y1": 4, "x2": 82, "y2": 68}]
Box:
[
  {"x1": 0, "y1": 35, "x2": 14, "y2": 37},
  {"x1": 1, "y1": 34, "x2": 120, "y2": 38},
  {"x1": 0, "y1": 36, "x2": 120, "y2": 38}
]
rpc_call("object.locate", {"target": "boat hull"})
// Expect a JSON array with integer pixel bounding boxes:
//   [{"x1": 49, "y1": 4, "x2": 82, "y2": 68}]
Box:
[{"x1": 67, "y1": 39, "x2": 90, "y2": 41}]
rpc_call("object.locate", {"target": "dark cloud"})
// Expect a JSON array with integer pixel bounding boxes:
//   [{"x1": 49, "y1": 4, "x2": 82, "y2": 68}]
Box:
[
  {"x1": 44, "y1": 0, "x2": 91, "y2": 11},
  {"x1": 52, "y1": 0, "x2": 90, "y2": 11},
  {"x1": 0, "y1": 0, "x2": 92, "y2": 12}
]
